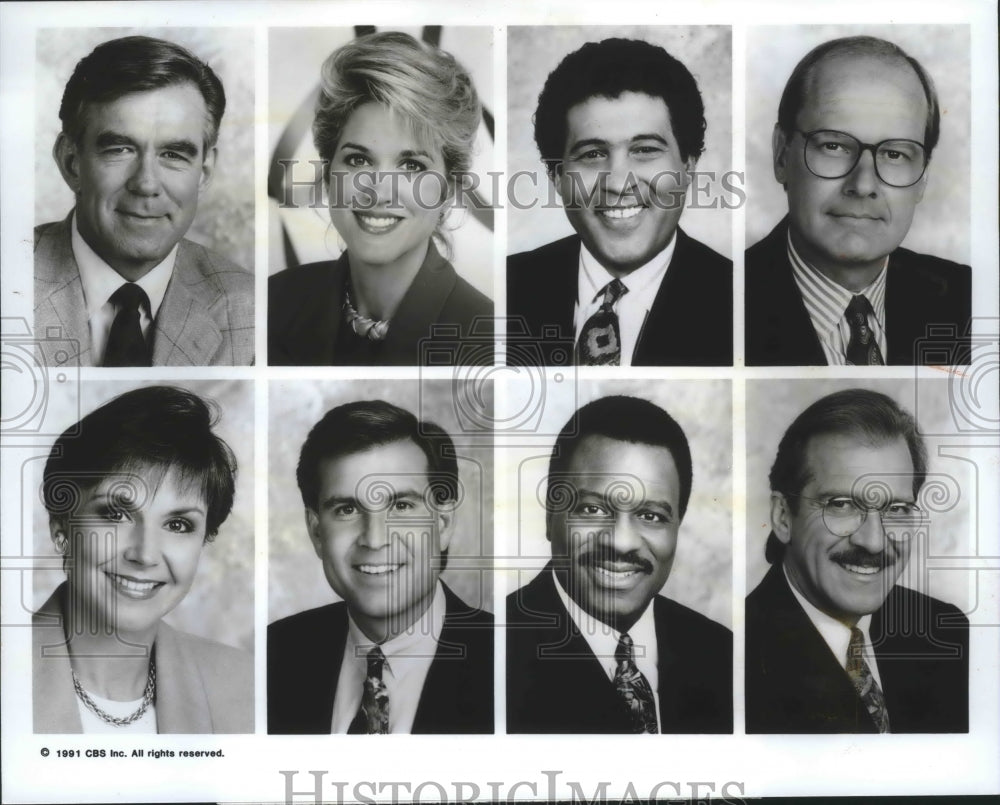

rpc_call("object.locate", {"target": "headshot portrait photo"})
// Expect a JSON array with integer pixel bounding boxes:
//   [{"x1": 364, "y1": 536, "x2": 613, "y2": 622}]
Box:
[
  {"x1": 33, "y1": 28, "x2": 255, "y2": 368},
  {"x1": 507, "y1": 25, "x2": 733, "y2": 260},
  {"x1": 745, "y1": 378, "x2": 973, "y2": 734},
  {"x1": 30, "y1": 379, "x2": 254, "y2": 734}
]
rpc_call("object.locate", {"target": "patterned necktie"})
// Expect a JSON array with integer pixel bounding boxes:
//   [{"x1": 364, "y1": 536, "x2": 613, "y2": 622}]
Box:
[
  {"x1": 347, "y1": 646, "x2": 390, "y2": 734},
  {"x1": 846, "y1": 627, "x2": 890, "y2": 733},
  {"x1": 613, "y1": 633, "x2": 658, "y2": 734},
  {"x1": 104, "y1": 283, "x2": 152, "y2": 367},
  {"x1": 845, "y1": 294, "x2": 884, "y2": 366},
  {"x1": 576, "y1": 278, "x2": 628, "y2": 365}
]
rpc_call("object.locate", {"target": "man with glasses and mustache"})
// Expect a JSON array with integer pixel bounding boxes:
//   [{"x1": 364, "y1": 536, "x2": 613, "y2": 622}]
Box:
[
  {"x1": 746, "y1": 388, "x2": 969, "y2": 733},
  {"x1": 507, "y1": 396, "x2": 732, "y2": 733},
  {"x1": 746, "y1": 36, "x2": 971, "y2": 366}
]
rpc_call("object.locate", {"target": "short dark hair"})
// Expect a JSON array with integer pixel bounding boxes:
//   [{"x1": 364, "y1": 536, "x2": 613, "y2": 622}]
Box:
[
  {"x1": 296, "y1": 400, "x2": 459, "y2": 512},
  {"x1": 42, "y1": 386, "x2": 237, "y2": 541},
  {"x1": 776, "y1": 35, "x2": 941, "y2": 158},
  {"x1": 547, "y1": 395, "x2": 693, "y2": 524},
  {"x1": 59, "y1": 35, "x2": 226, "y2": 148},
  {"x1": 534, "y1": 37, "x2": 706, "y2": 179},
  {"x1": 765, "y1": 388, "x2": 928, "y2": 564}
]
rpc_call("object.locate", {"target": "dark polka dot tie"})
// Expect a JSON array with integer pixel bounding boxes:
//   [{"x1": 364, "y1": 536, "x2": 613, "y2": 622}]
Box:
[
  {"x1": 104, "y1": 283, "x2": 151, "y2": 367},
  {"x1": 576, "y1": 279, "x2": 628, "y2": 365},
  {"x1": 845, "y1": 294, "x2": 884, "y2": 366},
  {"x1": 613, "y1": 633, "x2": 658, "y2": 734},
  {"x1": 347, "y1": 646, "x2": 389, "y2": 734}
]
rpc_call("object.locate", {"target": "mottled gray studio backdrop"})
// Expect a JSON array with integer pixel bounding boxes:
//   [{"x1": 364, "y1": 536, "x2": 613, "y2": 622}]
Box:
[
  {"x1": 31, "y1": 380, "x2": 254, "y2": 652},
  {"x1": 267, "y1": 27, "x2": 494, "y2": 299},
  {"x1": 507, "y1": 25, "x2": 733, "y2": 259},
  {"x1": 269, "y1": 380, "x2": 494, "y2": 623},
  {"x1": 504, "y1": 379, "x2": 732, "y2": 630},
  {"x1": 746, "y1": 378, "x2": 973, "y2": 613},
  {"x1": 35, "y1": 27, "x2": 255, "y2": 272},
  {"x1": 745, "y1": 25, "x2": 970, "y2": 263}
]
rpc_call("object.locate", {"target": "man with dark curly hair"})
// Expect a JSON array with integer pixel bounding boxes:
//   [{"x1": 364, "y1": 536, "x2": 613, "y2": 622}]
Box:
[{"x1": 507, "y1": 38, "x2": 732, "y2": 367}]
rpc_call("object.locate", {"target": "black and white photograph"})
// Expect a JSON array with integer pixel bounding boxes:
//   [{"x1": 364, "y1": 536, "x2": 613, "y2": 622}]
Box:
[
  {"x1": 745, "y1": 378, "x2": 971, "y2": 734},
  {"x1": 267, "y1": 379, "x2": 493, "y2": 734},
  {"x1": 505, "y1": 26, "x2": 734, "y2": 367},
  {"x1": 504, "y1": 379, "x2": 733, "y2": 734},
  {"x1": 744, "y1": 26, "x2": 973, "y2": 366},
  {"x1": 267, "y1": 27, "x2": 495, "y2": 366},
  {"x1": 32, "y1": 28, "x2": 255, "y2": 368},
  {"x1": 29, "y1": 380, "x2": 254, "y2": 734}
]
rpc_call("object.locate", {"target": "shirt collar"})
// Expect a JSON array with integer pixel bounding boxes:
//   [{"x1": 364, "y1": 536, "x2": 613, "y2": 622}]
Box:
[
  {"x1": 551, "y1": 569, "x2": 658, "y2": 683},
  {"x1": 343, "y1": 582, "x2": 445, "y2": 678},
  {"x1": 782, "y1": 563, "x2": 873, "y2": 670},
  {"x1": 787, "y1": 229, "x2": 887, "y2": 340},
  {"x1": 72, "y1": 210, "x2": 177, "y2": 320},
  {"x1": 578, "y1": 232, "x2": 676, "y2": 305}
]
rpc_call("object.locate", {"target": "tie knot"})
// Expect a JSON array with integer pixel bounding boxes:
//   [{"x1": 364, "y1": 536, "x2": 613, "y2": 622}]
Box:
[
  {"x1": 615, "y1": 633, "x2": 635, "y2": 665},
  {"x1": 847, "y1": 627, "x2": 866, "y2": 664},
  {"x1": 599, "y1": 278, "x2": 627, "y2": 310},
  {"x1": 366, "y1": 646, "x2": 386, "y2": 680},
  {"x1": 110, "y1": 282, "x2": 150, "y2": 312},
  {"x1": 845, "y1": 294, "x2": 872, "y2": 325}
]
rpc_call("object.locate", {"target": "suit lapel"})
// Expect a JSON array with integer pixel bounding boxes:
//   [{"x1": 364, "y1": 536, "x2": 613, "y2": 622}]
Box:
[
  {"x1": 151, "y1": 243, "x2": 224, "y2": 365},
  {"x1": 34, "y1": 214, "x2": 94, "y2": 367},
  {"x1": 884, "y1": 257, "x2": 921, "y2": 365},
  {"x1": 154, "y1": 621, "x2": 214, "y2": 733},
  {"x1": 546, "y1": 238, "x2": 581, "y2": 338}
]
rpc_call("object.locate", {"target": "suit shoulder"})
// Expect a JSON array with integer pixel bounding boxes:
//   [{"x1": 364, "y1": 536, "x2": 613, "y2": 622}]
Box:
[
  {"x1": 269, "y1": 260, "x2": 338, "y2": 305},
  {"x1": 656, "y1": 595, "x2": 732, "y2": 642},
  {"x1": 172, "y1": 629, "x2": 253, "y2": 687},
  {"x1": 890, "y1": 585, "x2": 969, "y2": 625},
  {"x1": 679, "y1": 231, "x2": 732, "y2": 273},
  {"x1": 181, "y1": 239, "x2": 252, "y2": 279},
  {"x1": 269, "y1": 602, "x2": 345, "y2": 639},
  {"x1": 447, "y1": 273, "x2": 493, "y2": 319},
  {"x1": 893, "y1": 248, "x2": 971, "y2": 291},
  {"x1": 34, "y1": 220, "x2": 61, "y2": 249}
]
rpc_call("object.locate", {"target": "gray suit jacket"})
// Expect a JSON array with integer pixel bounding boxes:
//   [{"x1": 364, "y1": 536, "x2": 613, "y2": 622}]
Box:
[
  {"x1": 34, "y1": 213, "x2": 254, "y2": 366},
  {"x1": 33, "y1": 585, "x2": 254, "y2": 734}
]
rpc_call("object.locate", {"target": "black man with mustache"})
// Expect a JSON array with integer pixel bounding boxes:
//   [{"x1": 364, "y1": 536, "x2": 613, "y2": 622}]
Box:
[
  {"x1": 506, "y1": 396, "x2": 732, "y2": 733},
  {"x1": 746, "y1": 388, "x2": 969, "y2": 733}
]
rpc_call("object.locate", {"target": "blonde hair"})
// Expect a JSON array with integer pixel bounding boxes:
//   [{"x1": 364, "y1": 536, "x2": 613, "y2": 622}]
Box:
[{"x1": 313, "y1": 31, "x2": 481, "y2": 179}]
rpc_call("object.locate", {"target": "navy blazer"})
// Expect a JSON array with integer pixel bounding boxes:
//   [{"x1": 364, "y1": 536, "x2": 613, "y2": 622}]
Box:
[
  {"x1": 746, "y1": 563, "x2": 969, "y2": 733},
  {"x1": 268, "y1": 243, "x2": 493, "y2": 366},
  {"x1": 267, "y1": 584, "x2": 493, "y2": 734},
  {"x1": 506, "y1": 230, "x2": 733, "y2": 366},
  {"x1": 745, "y1": 218, "x2": 972, "y2": 366},
  {"x1": 506, "y1": 568, "x2": 733, "y2": 733}
]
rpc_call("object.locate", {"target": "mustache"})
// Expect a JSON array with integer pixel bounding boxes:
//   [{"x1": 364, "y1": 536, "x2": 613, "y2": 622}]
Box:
[
  {"x1": 830, "y1": 547, "x2": 898, "y2": 570},
  {"x1": 577, "y1": 547, "x2": 653, "y2": 574}
]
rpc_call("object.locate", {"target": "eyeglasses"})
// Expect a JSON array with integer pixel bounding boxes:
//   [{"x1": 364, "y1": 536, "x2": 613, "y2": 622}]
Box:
[
  {"x1": 797, "y1": 129, "x2": 928, "y2": 188},
  {"x1": 786, "y1": 494, "x2": 927, "y2": 540}
]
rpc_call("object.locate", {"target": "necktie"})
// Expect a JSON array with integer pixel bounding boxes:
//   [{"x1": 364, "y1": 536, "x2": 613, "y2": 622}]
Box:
[
  {"x1": 613, "y1": 633, "x2": 658, "y2": 734},
  {"x1": 104, "y1": 283, "x2": 152, "y2": 367},
  {"x1": 347, "y1": 646, "x2": 389, "y2": 734},
  {"x1": 846, "y1": 627, "x2": 890, "y2": 733},
  {"x1": 845, "y1": 295, "x2": 884, "y2": 366},
  {"x1": 576, "y1": 279, "x2": 628, "y2": 365}
]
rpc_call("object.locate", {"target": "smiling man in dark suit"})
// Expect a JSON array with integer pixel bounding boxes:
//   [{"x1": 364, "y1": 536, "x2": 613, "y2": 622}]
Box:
[
  {"x1": 35, "y1": 35, "x2": 253, "y2": 368},
  {"x1": 746, "y1": 388, "x2": 968, "y2": 733},
  {"x1": 746, "y1": 36, "x2": 971, "y2": 366},
  {"x1": 507, "y1": 38, "x2": 732, "y2": 367},
  {"x1": 268, "y1": 400, "x2": 492, "y2": 734},
  {"x1": 507, "y1": 396, "x2": 732, "y2": 733}
]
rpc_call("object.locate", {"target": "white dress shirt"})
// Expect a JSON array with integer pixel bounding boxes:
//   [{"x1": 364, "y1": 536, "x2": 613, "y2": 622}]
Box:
[
  {"x1": 552, "y1": 570, "x2": 662, "y2": 732},
  {"x1": 330, "y1": 582, "x2": 446, "y2": 734},
  {"x1": 787, "y1": 232, "x2": 888, "y2": 366},
  {"x1": 573, "y1": 235, "x2": 677, "y2": 367},
  {"x1": 783, "y1": 565, "x2": 883, "y2": 689},
  {"x1": 71, "y1": 212, "x2": 176, "y2": 365}
]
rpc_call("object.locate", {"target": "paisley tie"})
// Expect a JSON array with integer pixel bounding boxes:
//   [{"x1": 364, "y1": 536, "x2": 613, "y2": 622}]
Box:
[
  {"x1": 846, "y1": 627, "x2": 890, "y2": 733},
  {"x1": 845, "y1": 294, "x2": 884, "y2": 366},
  {"x1": 347, "y1": 646, "x2": 390, "y2": 734},
  {"x1": 613, "y1": 633, "x2": 658, "y2": 734}
]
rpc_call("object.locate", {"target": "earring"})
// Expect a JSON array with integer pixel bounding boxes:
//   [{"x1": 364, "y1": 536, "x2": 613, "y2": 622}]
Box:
[{"x1": 53, "y1": 532, "x2": 68, "y2": 555}]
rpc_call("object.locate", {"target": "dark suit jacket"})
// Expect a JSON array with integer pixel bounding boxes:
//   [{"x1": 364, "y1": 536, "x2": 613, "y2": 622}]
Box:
[
  {"x1": 268, "y1": 243, "x2": 493, "y2": 366},
  {"x1": 745, "y1": 218, "x2": 972, "y2": 366},
  {"x1": 267, "y1": 584, "x2": 493, "y2": 734},
  {"x1": 506, "y1": 230, "x2": 733, "y2": 366},
  {"x1": 746, "y1": 563, "x2": 969, "y2": 733},
  {"x1": 34, "y1": 213, "x2": 254, "y2": 367},
  {"x1": 506, "y1": 569, "x2": 732, "y2": 733}
]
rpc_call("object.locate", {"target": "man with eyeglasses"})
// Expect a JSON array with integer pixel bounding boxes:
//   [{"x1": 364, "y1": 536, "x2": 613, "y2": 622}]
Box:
[
  {"x1": 746, "y1": 36, "x2": 971, "y2": 366},
  {"x1": 746, "y1": 388, "x2": 969, "y2": 733}
]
